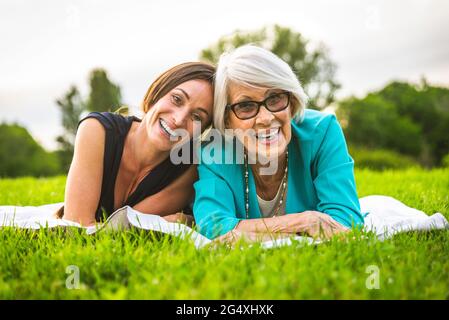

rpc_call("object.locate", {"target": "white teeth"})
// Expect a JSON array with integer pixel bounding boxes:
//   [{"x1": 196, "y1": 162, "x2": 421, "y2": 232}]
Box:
[
  {"x1": 160, "y1": 119, "x2": 178, "y2": 137},
  {"x1": 258, "y1": 132, "x2": 273, "y2": 138},
  {"x1": 256, "y1": 128, "x2": 279, "y2": 140}
]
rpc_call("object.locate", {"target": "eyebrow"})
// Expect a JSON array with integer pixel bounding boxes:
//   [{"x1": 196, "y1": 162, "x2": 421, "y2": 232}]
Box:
[
  {"x1": 175, "y1": 88, "x2": 190, "y2": 100},
  {"x1": 233, "y1": 95, "x2": 253, "y2": 103},
  {"x1": 265, "y1": 89, "x2": 280, "y2": 96},
  {"x1": 233, "y1": 90, "x2": 279, "y2": 104},
  {"x1": 196, "y1": 108, "x2": 210, "y2": 117}
]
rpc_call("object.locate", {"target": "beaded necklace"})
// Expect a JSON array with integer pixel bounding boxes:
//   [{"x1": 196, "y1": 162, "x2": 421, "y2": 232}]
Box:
[{"x1": 244, "y1": 151, "x2": 288, "y2": 219}]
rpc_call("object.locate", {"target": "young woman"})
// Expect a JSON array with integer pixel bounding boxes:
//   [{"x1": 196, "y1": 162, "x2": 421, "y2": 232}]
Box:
[{"x1": 57, "y1": 62, "x2": 215, "y2": 226}]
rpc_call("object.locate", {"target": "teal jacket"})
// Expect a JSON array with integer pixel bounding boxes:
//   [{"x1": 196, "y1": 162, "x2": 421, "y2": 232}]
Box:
[{"x1": 193, "y1": 109, "x2": 365, "y2": 239}]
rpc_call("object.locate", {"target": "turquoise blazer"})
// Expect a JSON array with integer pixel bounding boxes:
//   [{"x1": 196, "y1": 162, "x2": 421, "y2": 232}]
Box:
[{"x1": 193, "y1": 109, "x2": 365, "y2": 239}]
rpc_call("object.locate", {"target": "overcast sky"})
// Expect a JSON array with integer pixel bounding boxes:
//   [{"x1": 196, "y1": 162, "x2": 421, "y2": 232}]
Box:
[{"x1": 1, "y1": 0, "x2": 448, "y2": 150}]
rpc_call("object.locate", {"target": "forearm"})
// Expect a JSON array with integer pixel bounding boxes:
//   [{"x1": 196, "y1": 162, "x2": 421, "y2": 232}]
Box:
[
  {"x1": 234, "y1": 211, "x2": 349, "y2": 239},
  {"x1": 62, "y1": 211, "x2": 97, "y2": 226},
  {"x1": 234, "y1": 213, "x2": 302, "y2": 234},
  {"x1": 62, "y1": 202, "x2": 97, "y2": 226},
  {"x1": 63, "y1": 178, "x2": 99, "y2": 226}
]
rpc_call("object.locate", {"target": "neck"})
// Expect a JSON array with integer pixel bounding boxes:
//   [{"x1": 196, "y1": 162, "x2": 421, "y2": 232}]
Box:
[
  {"x1": 250, "y1": 151, "x2": 287, "y2": 186},
  {"x1": 125, "y1": 121, "x2": 170, "y2": 173}
]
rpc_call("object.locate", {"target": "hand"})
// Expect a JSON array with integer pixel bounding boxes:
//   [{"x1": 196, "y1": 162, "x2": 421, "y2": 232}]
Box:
[
  {"x1": 291, "y1": 211, "x2": 349, "y2": 239},
  {"x1": 162, "y1": 212, "x2": 195, "y2": 227},
  {"x1": 212, "y1": 229, "x2": 291, "y2": 246}
]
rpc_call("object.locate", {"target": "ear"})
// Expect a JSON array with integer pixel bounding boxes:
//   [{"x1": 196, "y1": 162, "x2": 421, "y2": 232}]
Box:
[
  {"x1": 224, "y1": 111, "x2": 230, "y2": 128},
  {"x1": 289, "y1": 97, "x2": 298, "y2": 118}
]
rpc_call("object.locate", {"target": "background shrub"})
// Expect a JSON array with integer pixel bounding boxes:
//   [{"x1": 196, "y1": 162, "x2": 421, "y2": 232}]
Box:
[{"x1": 348, "y1": 144, "x2": 420, "y2": 171}]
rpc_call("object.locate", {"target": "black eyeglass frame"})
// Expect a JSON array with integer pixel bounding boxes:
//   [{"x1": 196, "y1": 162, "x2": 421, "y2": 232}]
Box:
[{"x1": 226, "y1": 91, "x2": 291, "y2": 120}]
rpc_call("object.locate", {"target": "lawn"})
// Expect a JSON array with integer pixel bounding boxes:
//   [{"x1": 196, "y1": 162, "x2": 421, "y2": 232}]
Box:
[{"x1": 0, "y1": 168, "x2": 448, "y2": 299}]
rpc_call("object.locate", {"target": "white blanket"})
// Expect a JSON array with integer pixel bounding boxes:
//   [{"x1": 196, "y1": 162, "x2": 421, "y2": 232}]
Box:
[
  {"x1": 360, "y1": 195, "x2": 448, "y2": 239},
  {"x1": 0, "y1": 195, "x2": 448, "y2": 248}
]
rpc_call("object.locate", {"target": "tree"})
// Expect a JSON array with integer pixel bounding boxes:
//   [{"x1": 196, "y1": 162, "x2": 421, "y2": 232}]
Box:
[
  {"x1": 337, "y1": 80, "x2": 449, "y2": 167},
  {"x1": 54, "y1": 69, "x2": 123, "y2": 171},
  {"x1": 86, "y1": 69, "x2": 122, "y2": 112},
  {"x1": 376, "y1": 80, "x2": 449, "y2": 165},
  {"x1": 337, "y1": 94, "x2": 423, "y2": 157},
  {"x1": 0, "y1": 123, "x2": 61, "y2": 177},
  {"x1": 200, "y1": 25, "x2": 340, "y2": 110},
  {"x1": 55, "y1": 86, "x2": 85, "y2": 171}
]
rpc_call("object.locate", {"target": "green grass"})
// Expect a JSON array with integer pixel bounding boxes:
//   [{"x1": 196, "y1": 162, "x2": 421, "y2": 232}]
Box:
[{"x1": 0, "y1": 169, "x2": 448, "y2": 299}]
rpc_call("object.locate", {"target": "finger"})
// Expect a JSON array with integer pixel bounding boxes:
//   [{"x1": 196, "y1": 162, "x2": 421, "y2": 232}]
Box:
[{"x1": 316, "y1": 217, "x2": 340, "y2": 239}]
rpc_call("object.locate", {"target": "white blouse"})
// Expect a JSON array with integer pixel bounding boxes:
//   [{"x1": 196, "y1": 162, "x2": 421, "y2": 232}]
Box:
[{"x1": 256, "y1": 184, "x2": 287, "y2": 218}]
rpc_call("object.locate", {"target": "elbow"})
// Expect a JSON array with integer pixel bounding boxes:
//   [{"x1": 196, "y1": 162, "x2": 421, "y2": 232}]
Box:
[
  {"x1": 329, "y1": 210, "x2": 364, "y2": 229},
  {"x1": 61, "y1": 208, "x2": 97, "y2": 227},
  {"x1": 195, "y1": 213, "x2": 241, "y2": 240}
]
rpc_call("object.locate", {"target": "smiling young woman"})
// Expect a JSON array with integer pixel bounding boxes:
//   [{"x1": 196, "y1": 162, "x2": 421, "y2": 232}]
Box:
[{"x1": 56, "y1": 62, "x2": 215, "y2": 226}]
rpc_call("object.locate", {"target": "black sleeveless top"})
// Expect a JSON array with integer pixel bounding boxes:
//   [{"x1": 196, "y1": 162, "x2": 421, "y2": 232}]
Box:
[{"x1": 79, "y1": 112, "x2": 194, "y2": 221}]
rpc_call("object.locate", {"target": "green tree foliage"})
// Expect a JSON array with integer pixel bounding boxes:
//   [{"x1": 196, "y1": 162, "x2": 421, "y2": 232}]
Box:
[
  {"x1": 376, "y1": 81, "x2": 449, "y2": 165},
  {"x1": 200, "y1": 25, "x2": 340, "y2": 110},
  {"x1": 338, "y1": 94, "x2": 422, "y2": 156},
  {"x1": 86, "y1": 69, "x2": 122, "y2": 112},
  {"x1": 55, "y1": 86, "x2": 85, "y2": 171},
  {"x1": 337, "y1": 80, "x2": 449, "y2": 167},
  {"x1": 0, "y1": 123, "x2": 61, "y2": 177},
  {"x1": 54, "y1": 69, "x2": 123, "y2": 173}
]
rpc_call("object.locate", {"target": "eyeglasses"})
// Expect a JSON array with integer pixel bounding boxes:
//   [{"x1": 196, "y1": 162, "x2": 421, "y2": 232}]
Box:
[{"x1": 226, "y1": 91, "x2": 291, "y2": 120}]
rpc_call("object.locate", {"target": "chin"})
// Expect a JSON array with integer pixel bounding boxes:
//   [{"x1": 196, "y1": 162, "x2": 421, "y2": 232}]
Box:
[
  {"x1": 246, "y1": 143, "x2": 282, "y2": 163},
  {"x1": 148, "y1": 129, "x2": 171, "y2": 152}
]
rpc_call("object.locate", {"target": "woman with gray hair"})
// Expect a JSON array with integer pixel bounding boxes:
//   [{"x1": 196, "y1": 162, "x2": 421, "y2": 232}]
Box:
[{"x1": 193, "y1": 45, "x2": 365, "y2": 242}]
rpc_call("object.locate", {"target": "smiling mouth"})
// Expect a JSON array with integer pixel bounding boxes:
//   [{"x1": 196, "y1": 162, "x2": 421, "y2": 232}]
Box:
[
  {"x1": 159, "y1": 118, "x2": 179, "y2": 138},
  {"x1": 255, "y1": 128, "x2": 280, "y2": 142}
]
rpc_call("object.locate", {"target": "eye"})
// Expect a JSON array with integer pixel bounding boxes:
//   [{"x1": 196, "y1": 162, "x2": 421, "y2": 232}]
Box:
[
  {"x1": 191, "y1": 112, "x2": 202, "y2": 122},
  {"x1": 238, "y1": 102, "x2": 256, "y2": 110},
  {"x1": 267, "y1": 94, "x2": 281, "y2": 104},
  {"x1": 171, "y1": 94, "x2": 183, "y2": 106}
]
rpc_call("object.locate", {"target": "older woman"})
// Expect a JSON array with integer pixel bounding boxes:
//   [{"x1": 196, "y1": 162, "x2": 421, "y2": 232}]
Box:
[{"x1": 193, "y1": 45, "x2": 364, "y2": 241}]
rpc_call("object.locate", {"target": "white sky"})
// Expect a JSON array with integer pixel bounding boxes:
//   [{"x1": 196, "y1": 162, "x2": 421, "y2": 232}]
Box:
[{"x1": 1, "y1": 0, "x2": 448, "y2": 150}]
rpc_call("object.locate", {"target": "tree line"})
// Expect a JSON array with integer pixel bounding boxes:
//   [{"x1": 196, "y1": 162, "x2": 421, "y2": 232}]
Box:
[
  {"x1": 0, "y1": 69, "x2": 122, "y2": 177},
  {"x1": 1, "y1": 25, "x2": 448, "y2": 177}
]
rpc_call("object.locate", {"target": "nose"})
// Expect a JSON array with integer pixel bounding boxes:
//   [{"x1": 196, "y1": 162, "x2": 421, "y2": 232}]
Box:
[
  {"x1": 172, "y1": 108, "x2": 189, "y2": 127},
  {"x1": 256, "y1": 105, "x2": 275, "y2": 125}
]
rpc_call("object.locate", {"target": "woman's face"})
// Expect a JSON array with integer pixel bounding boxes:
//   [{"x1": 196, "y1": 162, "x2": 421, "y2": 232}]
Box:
[
  {"x1": 226, "y1": 82, "x2": 292, "y2": 161},
  {"x1": 144, "y1": 79, "x2": 213, "y2": 152}
]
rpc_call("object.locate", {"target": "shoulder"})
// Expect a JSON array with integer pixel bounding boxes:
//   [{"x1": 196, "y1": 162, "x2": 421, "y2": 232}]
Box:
[
  {"x1": 291, "y1": 109, "x2": 347, "y2": 162},
  {"x1": 78, "y1": 112, "x2": 136, "y2": 135},
  {"x1": 291, "y1": 109, "x2": 339, "y2": 142},
  {"x1": 69, "y1": 119, "x2": 106, "y2": 185},
  {"x1": 77, "y1": 116, "x2": 106, "y2": 134},
  {"x1": 197, "y1": 133, "x2": 242, "y2": 179},
  {"x1": 74, "y1": 117, "x2": 106, "y2": 156}
]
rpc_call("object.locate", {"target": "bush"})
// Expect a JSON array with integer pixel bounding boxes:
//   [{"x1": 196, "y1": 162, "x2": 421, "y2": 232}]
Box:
[
  {"x1": 0, "y1": 123, "x2": 62, "y2": 177},
  {"x1": 348, "y1": 145, "x2": 420, "y2": 171},
  {"x1": 338, "y1": 81, "x2": 449, "y2": 167},
  {"x1": 442, "y1": 153, "x2": 449, "y2": 168},
  {"x1": 337, "y1": 94, "x2": 423, "y2": 157}
]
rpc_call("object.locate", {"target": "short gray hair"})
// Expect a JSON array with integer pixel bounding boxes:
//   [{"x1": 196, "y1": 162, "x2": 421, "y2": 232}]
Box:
[{"x1": 213, "y1": 44, "x2": 308, "y2": 135}]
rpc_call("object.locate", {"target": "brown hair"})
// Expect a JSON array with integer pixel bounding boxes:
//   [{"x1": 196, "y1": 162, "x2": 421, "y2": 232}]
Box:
[{"x1": 142, "y1": 62, "x2": 215, "y2": 113}]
